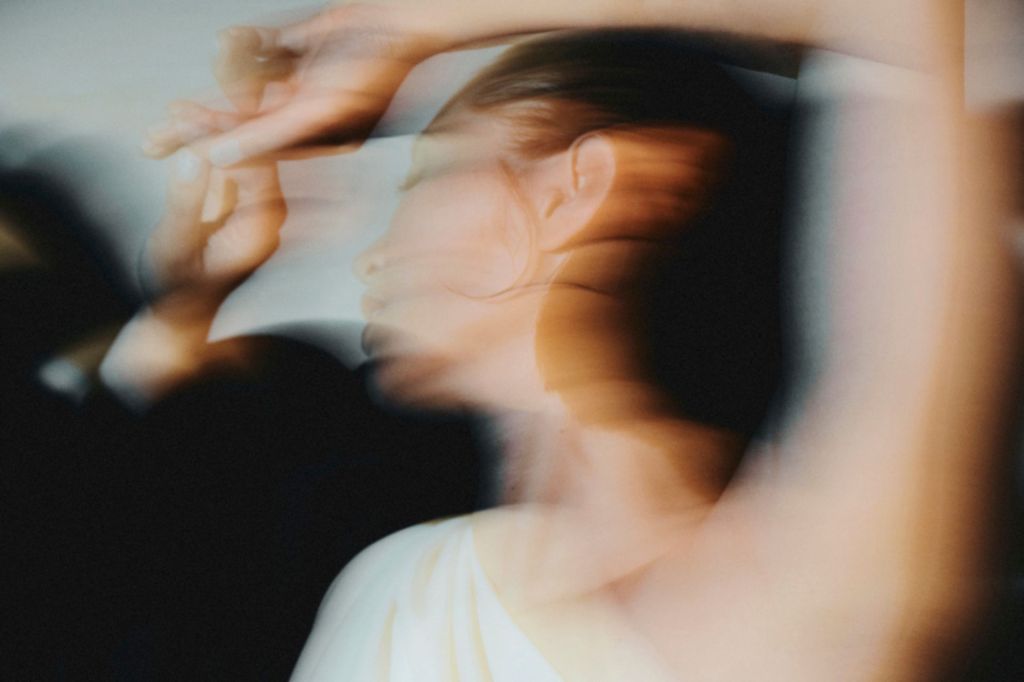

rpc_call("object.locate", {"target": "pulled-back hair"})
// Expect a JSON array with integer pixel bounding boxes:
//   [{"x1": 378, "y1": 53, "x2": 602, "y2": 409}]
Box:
[
  {"x1": 430, "y1": 30, "x2": 765, "y2": 157},
  {"x1": 432, "y1": 30, "x2": 790, "y2": 437}
]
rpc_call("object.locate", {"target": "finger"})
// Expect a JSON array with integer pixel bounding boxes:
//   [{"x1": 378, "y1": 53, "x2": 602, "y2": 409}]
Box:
[
  {"x1": 200, "y1": 169, "x2": 238, "y2": 225},
  {"x1": 207, "y1": 161, "x2": 283, "y2": 239},
  {"x1": 145, "y1": 149, "x2": 214, "y2": 289},
  {"x1": 165, "y1": 148, "x2": 213, "y2": 225},
  {"x1": 201, "y1": 160, "x2": 280, "y2": 233},
  {"x1": 229, "y1": 160, "x2": 284, "y2": 204},
  {"x1": 143, "y1": 102, "x2": 245, "y2": 159},
  {"x1": 143, "y1": 109, "x2": 213, "y2": 159},
  {"x1": 222, "y1": 22, "x2": 303, "y2": 54},
  {"x1": 170, "y1": 100, "x2": 244, "y2": 130},
  {"x1": 277, "y1": 12, "x2": 335, "y2": 53},
  {"x1": 203, "y1": 206, "x2": 282, "y2": 282},
  {"x1": 201, "y1": 92, "x2": 380, "y2": 166},
  {"x1": 215, "y1": 27, "x2": 298, "y2": 114},
  {"x1": 236, "y1": 25, "x2": 301, "y2": 66},
  {"x1": 203, "y1": 163, "x2": 285, "y2": 281}
]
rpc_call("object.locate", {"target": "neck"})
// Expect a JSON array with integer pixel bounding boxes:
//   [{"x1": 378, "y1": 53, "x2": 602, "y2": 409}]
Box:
[
  {"x1": 484, "y1": 393, "x2": 743, "y2": 522},
  {"x1": 472, "y1": 395, "x2": 743, "y2": 601}
]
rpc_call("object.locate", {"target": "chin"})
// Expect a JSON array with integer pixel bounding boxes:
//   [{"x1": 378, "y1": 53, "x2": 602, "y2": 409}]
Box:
[
  {"x1": 361, "y1": 324, "x2": 546, "y2": 414},
  {"x1": 363, "y1": 353, "x2": 478, "y2": 414}
]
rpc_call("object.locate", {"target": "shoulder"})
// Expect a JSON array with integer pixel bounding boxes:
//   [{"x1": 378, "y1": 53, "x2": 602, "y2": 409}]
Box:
[
  {"x1": 291, "y1": 517, "x2": 477, "y2": 680},
  {"x1": 321, "y1": 516, "x2": 471, "y2": 613},
  {"x1": 293, "y1": 513, "x2": 568, "y2": 681}
]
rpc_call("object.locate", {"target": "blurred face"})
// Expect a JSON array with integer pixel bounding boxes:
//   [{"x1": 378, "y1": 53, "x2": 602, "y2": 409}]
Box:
[
  {"x1": 354, "y1": 108, "x2": 728, "y2": 413},
  {"x1": 353, "y1": 113, "x2": 558, "y2": 410}
]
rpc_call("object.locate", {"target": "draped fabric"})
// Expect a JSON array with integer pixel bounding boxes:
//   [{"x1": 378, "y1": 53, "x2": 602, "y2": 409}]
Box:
[{"x1": 290, "y1": 517, "x2": 563, "y2": 682}]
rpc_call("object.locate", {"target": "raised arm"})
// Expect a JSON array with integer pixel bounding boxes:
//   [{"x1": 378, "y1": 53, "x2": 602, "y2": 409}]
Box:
[
  {"x1": 140, "y1": 2, "x2": 1017, "y2": 677},
  {"x1": 145, "y1": 0, "x2": 948, "y2": 166},
  {"x1": 708, "y1": 5, "x2": 1019, "y2": 678},
  {"x1": 411, "y1": 0, "x2": 943, "y2": 65}
]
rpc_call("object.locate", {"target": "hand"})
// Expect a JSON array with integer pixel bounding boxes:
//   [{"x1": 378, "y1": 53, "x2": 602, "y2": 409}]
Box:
[
  {"x1": 142, "y1": 131, "x2": 285, "y2": 300},
  {"x1": 143, "y1": 3, "x2": 444, "y2": 166},
  {"x1": 102, "y1": 103, "x2": 286, "y2": 407}
]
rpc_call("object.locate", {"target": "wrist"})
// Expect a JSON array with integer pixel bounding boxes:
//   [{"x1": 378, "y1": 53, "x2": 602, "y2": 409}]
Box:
[{"x1": 99, "y1": 304, "x2": 207, "y2": 409}]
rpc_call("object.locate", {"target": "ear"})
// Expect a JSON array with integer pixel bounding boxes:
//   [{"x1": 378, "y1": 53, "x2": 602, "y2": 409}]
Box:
[{"x1": 536, "y1": 133, "x2": 617, "y2": 251}]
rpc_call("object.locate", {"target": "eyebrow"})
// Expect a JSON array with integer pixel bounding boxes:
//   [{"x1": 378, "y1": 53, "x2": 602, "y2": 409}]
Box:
[
  {"x1": 398, "y1": 165, "x2": 422, "y2": 192},
  {"x1": 398, "y1": 140, "x2": 428, "y2": 191},
  {"x1": 399, "y1": 133, "x2": 458, "y2": 191}
]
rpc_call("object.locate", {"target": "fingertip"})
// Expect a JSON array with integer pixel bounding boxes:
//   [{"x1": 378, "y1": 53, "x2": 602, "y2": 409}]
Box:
[
  {"x1": 142, "y1": 137, "x2": 175, "y2": 159},
  {"x1": 217, "y1": 25, "x2": 264, "y2": 52},
  {"x1": 207, "y1": 137, "x2": 248, "y2": 168},
  {"x1": 144, "y1": 120, "x2": 181, "y2": 152}
]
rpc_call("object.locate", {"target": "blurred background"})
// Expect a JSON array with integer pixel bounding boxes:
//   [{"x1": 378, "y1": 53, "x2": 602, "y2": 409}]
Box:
[{"x1": 1, "y1": 0, "x2": 1021, "y2": 680}]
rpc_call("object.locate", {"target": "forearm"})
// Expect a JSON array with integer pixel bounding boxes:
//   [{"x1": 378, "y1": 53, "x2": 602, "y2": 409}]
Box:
[
  {"x1": 396, "y1": 0, "x2": 946, "y2": 68},
  {"x1": 98, "y1": 291, "x2": 223, "y2": 409}
]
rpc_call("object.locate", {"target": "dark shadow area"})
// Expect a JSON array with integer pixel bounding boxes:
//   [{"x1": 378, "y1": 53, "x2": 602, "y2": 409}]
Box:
[{"x1": 0, "y1": 134, "x2": 483, "y2": 680}]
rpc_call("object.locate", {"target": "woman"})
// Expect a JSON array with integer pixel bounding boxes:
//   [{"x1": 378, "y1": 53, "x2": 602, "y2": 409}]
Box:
[
  {"x1": 292, "y1": 31, "x2": 783, "y2": 680},
  {"x1": 136, "y1": 2, "x2": 1017, "y2": 680}
]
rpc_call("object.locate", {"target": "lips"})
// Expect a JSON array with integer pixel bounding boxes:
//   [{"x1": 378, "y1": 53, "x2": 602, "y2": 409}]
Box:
[{"x1": 360, "y1": 321, "x2": 414, "y2": 361}]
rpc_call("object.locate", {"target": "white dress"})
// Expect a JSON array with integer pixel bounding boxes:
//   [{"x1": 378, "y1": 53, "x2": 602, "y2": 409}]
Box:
[
  {"x1": 289, "y1": 516, "x2": 562, "y2": 681},
  {"x1": 289, "y1": 515, "x2": 673, "y2": 682}
]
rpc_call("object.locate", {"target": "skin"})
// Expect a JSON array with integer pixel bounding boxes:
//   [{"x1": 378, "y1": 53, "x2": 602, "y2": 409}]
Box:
[
  {"x1": 130, "y1": 2, "x2": 1019, "y2": 680},
  {"x1": 353, "y1": 115, "x2": 553, "y2": 410},
  {"x1": 345, "y1": 108, "x2": 747, "y2": 680}
]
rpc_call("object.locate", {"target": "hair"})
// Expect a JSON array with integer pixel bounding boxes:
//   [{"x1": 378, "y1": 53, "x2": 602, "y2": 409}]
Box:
[{"x1": 427, "y1": 30, "x2": 790, "y2": 437}]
